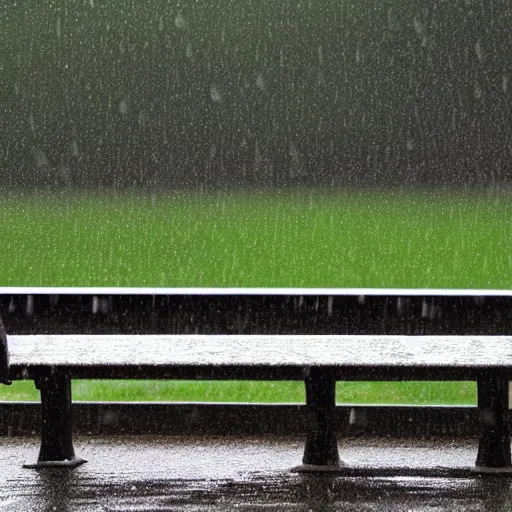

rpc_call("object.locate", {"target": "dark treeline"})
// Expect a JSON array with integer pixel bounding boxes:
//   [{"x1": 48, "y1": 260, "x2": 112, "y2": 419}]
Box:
[{"x1": 1, "y1": 0, "x2": 512, "y2": 191}]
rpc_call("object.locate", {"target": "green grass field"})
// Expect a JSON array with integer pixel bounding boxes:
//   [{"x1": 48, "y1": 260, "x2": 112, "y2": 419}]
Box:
[
  {"x1": 1, "y1": 189, "x2": 511, "y2": 288},
  {"x1": 2, "y1": 380, "x2": 476, "y2": 405},
  {"x1": 0, "y1": 189, "x2": 509, "y2": 404}
]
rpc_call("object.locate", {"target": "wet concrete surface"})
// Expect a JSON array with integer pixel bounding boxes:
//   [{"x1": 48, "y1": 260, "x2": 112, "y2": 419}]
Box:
[{"x1": 1, "y1": 436, "x2": 512, "y2": 511}]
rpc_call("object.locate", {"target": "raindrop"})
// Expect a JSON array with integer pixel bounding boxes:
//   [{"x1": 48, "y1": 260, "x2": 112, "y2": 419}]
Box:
[
  {"x1": 158, "y1": 17, "x2": 164, "y2": 31},
  {"x1": 254, "y1": 140, "x2": 262, "y2": 164},
  {"x1": 255, "y1": 73, "x2": 265, "y2": 91},
  {"x1": 138, "y1": 110, "x2": 149, "y2": 126},
  {"x1": 56, "y1": 17, "x2": 61, "y2": 38},
  {"x1": 34, "y1": 148, "x2": 49, "y2": 168},
  {"x1": 327, "y1": 296, "x2": 334, "y2": 317},
  {"x1": 186, "y1": 42, "x2": 193, "y2": 58},
  {"x1": 209, "y1": 143, "x2": 217, "y2": 160},
  {"x1": 413, "y1": 17, "x2": 425, "y2": 36},
  {"x1": 318, "y1": 45, "x2": 323, "y2": 65},
  {"x1": 503, "y1": 75, "x2": 508, "y2": 94},
  {"x1": 406, "y1": 138, "x2": 414, "y2": 151},
  {"x1": 474, "y1": 82, "x2": 482, "y2": 99},
  {"x1": 28, "y1": 114, "x2": 35, "y2": 131},
  {"x1": 210, "y1": 84, "x2": 222, "y2": 103},
  {"x1": 71, "y1": 140, "x2": 79, "y2": 157},
  {"x1": 448, "y1": 55, "x2": 454, "y2": 73},
  {"x1": 355, "y1": 43, "x2": 361, "y2": 63},
  {"x1": 475, "y1": 39, "x2": 483, "y2": 62},
  {"x1": 119, "y1": 99, "x2": 129, "y2": 114},
  {"x1": 26, "y1": 296, "x2": 34, "y2": 317},
  {"x1": 175, "y1": 12, "x2": 186, "y2": 30},
  {"x1": 89, "y1": 0, "x2": 94, "y2": 7},
  {"x1": 92, "y1": 296, "x2": 99, "y2": 314}
]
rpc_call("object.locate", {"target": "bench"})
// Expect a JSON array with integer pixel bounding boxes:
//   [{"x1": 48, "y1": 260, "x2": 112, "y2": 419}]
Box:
[{"x1": 1, "y1": 324, "x2": 512, "y2": 473}]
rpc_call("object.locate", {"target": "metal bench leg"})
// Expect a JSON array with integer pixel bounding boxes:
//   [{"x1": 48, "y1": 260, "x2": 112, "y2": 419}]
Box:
[
  {"x1": 475, "y1": 374, "x2": 512, "y2": 473},
  {"x1": 295, "y1": 368, "x2": 344, "y2": 472},
  {"x1": 24, "y1": 370, "x2": 86, "y2": 468}
]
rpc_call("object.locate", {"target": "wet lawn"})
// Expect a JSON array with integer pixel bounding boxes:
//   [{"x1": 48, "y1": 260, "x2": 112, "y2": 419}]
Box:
[
  {"x1": 1, "y1": 189, "x2": 510, "y2": 288},
  {"x1": 0, "y1": 379, "x2": 476, "y2": 405}
]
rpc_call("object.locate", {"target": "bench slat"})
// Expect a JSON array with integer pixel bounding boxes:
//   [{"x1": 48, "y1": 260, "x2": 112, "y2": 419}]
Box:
[{"x1": 8, "y1": 335, "x2": 512, "y2": 375}]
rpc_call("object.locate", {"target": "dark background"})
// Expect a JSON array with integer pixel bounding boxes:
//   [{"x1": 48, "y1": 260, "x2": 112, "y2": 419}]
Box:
[
  {"x1": 2, "y1": 293, "x2": 511, "y2": 335},
  {"x1": 1, "y1": 0, "x2": 511, "y2": 191}
]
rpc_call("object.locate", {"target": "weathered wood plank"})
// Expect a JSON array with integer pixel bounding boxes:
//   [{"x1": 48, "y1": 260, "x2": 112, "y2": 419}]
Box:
[{"x1": 8, "y1": 335, "x2": 512, "y2": 371}]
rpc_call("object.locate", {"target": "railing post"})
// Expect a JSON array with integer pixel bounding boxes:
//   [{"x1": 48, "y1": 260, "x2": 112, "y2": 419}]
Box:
[
  {"x1": 475, "y1": 373, "x2": 512, "y2": 472},
  {"x1": 24, "y1": 369, "x2": 86, "y2": 468},
  {"x1": 296, "y1": 367, "x2": 343, "y2": 472},
  {"x1": 0, "y1": 314, "x2": 11, "y2": 385}
]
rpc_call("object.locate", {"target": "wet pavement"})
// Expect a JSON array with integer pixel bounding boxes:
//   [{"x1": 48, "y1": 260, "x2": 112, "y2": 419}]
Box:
[{"x1": 1, "y1": 435, "x2": 512, "y2": 511}]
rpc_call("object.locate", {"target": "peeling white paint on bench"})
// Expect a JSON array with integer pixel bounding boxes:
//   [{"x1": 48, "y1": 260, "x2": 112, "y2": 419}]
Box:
[{"x1": 8, "y1": 335, "x2": 512, "y2": 369}]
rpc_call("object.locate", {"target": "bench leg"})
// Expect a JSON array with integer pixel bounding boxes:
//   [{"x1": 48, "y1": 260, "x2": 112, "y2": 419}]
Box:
[
  {"x1": 24, "y1": 371, "x2": 86, "y2": 469},
  {"x1": 475, "y1": 374, "x2": 512, "y2": 473},
  {"x1": 295, "y1": 368, "x2": 343, "y2": 472}
]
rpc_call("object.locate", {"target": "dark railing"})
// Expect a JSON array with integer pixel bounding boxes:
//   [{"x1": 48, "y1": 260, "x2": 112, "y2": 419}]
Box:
[{"x1": 3, "y1": 288, "x2": 512, "y2": 335}]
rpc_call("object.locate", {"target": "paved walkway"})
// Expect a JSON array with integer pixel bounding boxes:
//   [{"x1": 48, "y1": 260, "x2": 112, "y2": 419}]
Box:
[{"x1": 1, "y1": 436, "x2": 511, "y2": 511}]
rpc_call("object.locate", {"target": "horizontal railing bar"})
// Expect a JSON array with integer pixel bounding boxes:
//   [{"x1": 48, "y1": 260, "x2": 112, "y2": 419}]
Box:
[
  {"x1": 0, "y1": 401, "x2": 484, "y2": 438},
  {"x1": 1, "y1": 287, "x2": 512, "y2": 297}
]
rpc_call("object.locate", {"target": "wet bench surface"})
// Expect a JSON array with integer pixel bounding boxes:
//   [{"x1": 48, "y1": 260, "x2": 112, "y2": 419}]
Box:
[
  {"x1": 8, "y1": 334, "x2": 512, "y2": 380},
  {"x1": 5, "y1": 334, "x2": 512, "y2": 474}
]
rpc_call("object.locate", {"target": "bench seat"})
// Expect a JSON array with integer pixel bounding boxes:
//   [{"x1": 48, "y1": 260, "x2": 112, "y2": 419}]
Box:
[
  {"x1": 9, "y1": 334, "x2": 512, "y2": 380},
  {"x1": 5, "y1": 334, "x2": 512, "y2": 473}
]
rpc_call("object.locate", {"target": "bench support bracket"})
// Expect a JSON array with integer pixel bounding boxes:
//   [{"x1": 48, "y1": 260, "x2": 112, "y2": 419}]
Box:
[
  {"x1": 295, "y1": 368, "x2": 343, "y2": 472},
  {"x1": 475, "y1": 374, "x2": 512, "y2": 473},
  {"x1": 24, "y1": 370, "x2": 86, "y2": 469}
]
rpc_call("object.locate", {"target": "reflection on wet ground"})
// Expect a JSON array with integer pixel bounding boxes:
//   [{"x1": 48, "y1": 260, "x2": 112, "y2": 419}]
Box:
[{"x1": 1, "y1": 436, "x2": 512, "y2": 511}]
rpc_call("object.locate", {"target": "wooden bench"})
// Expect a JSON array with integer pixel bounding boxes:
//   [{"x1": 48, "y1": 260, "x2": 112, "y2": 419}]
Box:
[{"x1": 2, "y1": 329, "x2": 512, "y2": 473}]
